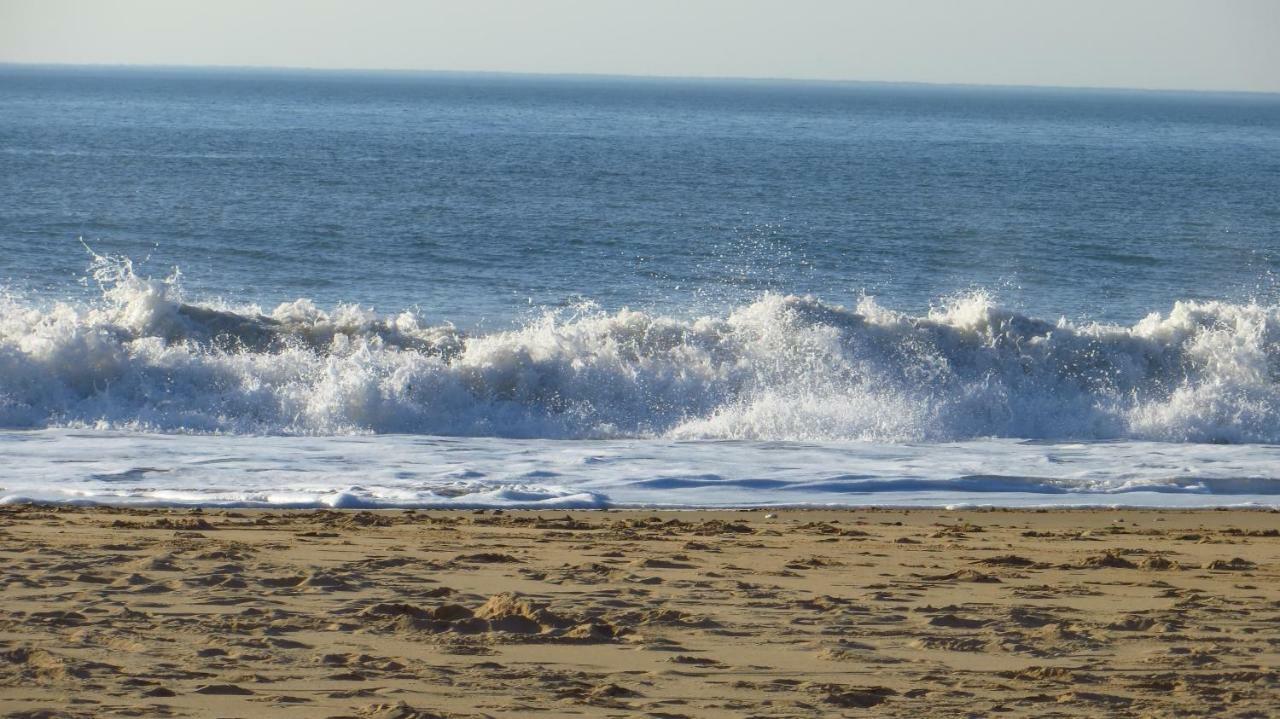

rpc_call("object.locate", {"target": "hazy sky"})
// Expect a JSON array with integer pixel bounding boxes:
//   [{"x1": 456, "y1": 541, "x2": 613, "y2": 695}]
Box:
[{"x1": 2, "y1": 0, "x2": 1277, "y2": 92}]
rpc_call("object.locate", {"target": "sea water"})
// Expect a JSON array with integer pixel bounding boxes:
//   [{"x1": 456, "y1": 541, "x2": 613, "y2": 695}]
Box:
[{"x1": 2, "y1": 65, "x2": 1279, "y2": 508}]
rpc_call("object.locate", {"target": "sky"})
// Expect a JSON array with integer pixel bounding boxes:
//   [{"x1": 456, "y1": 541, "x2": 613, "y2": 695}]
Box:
[{"x1": 1, "y1": 0, "x2": 1277, "y2": 93}]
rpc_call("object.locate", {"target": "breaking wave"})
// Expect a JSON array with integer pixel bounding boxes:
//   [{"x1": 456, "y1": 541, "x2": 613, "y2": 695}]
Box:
[{"x1": 3, "y1": 253, "x2": 1279, "y2": 443}]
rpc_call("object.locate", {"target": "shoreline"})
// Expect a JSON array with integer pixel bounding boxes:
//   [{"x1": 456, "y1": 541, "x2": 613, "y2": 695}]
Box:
[
  {"x1": 1, "y1": 506, "x2": 1276, "y2": 717},
  {"x1": 6, "y1": 502, "x2": 1280, "y2": 510}
]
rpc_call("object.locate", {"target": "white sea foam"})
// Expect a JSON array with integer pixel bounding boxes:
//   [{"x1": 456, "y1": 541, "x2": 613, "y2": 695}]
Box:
[
  {"x1": 3, "y1": 253, "x2": 1278, "y2": 445},
  {"x1": 0, "y1": 430, "x2": 1277, "y2": 508}
]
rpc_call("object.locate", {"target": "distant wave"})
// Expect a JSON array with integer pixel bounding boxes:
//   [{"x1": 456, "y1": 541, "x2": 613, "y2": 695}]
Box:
[{"x1": 2, "y1": 252, "x2": 1278, "y2": 443}]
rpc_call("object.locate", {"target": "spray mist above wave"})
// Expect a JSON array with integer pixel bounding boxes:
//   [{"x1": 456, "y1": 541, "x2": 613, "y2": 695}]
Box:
[{"x1": 1, "y1": 251, "x2": 1278, "y2": 443}]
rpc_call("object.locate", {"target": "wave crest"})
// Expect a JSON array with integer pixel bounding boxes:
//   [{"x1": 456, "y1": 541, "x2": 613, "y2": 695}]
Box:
[{"x1": 2, "y1": 255, "x2": 1278, "y2": 443}]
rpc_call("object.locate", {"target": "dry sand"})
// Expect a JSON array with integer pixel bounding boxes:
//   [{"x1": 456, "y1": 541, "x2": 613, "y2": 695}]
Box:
[{"x1": 0, "y1": 506, "x2": 1277, "y2": 718}]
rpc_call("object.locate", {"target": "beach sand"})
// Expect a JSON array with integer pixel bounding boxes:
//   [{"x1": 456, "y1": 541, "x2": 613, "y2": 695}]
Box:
[{"x1": 0, "y1": 506, "x2": 1276, "y2": 718}]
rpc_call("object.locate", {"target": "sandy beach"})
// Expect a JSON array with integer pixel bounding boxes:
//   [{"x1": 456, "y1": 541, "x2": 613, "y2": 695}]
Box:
[{"x1": 0, "y1": 506, "x2": 1276, "y2": 718}]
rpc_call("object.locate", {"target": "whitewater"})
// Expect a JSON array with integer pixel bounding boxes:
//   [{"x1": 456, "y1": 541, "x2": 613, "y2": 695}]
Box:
[{"x1": 2, "y1": 253, "x2": 1278, "y2": 508}]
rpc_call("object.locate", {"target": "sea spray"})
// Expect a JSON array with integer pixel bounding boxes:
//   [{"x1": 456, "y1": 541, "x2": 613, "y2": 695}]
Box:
[{"x1": 2, "y1": 255, "x2": 1278, "y2": 443}]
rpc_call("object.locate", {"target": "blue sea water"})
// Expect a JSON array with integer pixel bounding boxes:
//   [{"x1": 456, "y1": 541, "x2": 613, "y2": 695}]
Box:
[{"x1": 2, "y1": 65, "x2": 1279, "y2": 508}]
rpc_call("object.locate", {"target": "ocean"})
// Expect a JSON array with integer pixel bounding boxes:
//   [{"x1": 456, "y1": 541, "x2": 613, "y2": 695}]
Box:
[{"x1": 2, "y1": 64, "x2": 1279, "y2": 508}]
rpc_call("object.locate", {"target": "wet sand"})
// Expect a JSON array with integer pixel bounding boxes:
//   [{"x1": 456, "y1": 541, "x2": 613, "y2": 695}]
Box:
[{"x1": 0, "y1": 506, "x2": 1277, "y2": 718}]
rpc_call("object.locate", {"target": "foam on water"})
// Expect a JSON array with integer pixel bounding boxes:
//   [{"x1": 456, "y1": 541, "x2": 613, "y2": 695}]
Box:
[
  {"x1": 2, "y1": 255, "x2": 1279, "y2": 508},
  {"x1": 1, "y1": 430, "x2": 1277, "y2": 508},
  {"x1": 2, "y1": 253, "x2": 1279, "y2": 445}
]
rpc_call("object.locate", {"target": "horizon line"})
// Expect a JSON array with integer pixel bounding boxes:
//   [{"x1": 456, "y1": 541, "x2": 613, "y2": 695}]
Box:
[{"x1": 3, "y1": 60, "x2": 1278, "y2": 98}]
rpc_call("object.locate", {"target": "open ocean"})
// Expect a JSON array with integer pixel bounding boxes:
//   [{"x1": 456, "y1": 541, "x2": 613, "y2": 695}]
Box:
[{"x1": 2, "y1": 65, "x2": 1280, "y2": 508}]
